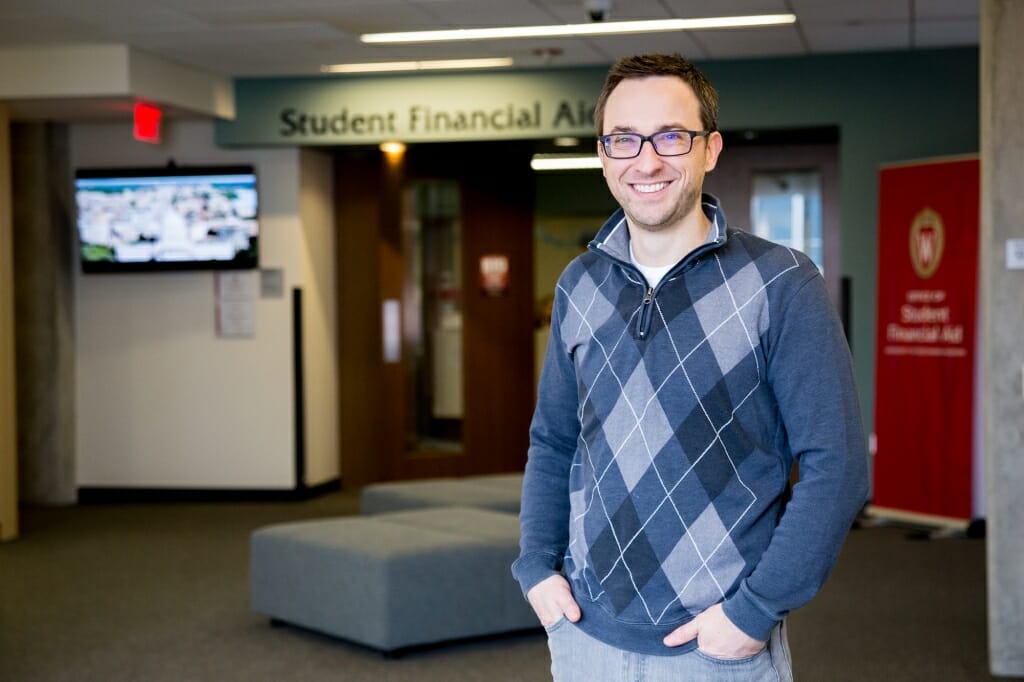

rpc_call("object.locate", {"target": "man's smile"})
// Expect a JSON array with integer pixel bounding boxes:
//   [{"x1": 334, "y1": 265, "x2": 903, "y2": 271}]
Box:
[{"x1": 631, "y1": 181, "x2": 671, "y2": 194}]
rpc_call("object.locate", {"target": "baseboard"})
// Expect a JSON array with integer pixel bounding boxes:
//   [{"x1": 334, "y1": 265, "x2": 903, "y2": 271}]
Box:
[{"x1": 77, "y1": 477, "x2": 342, "y2": 504}]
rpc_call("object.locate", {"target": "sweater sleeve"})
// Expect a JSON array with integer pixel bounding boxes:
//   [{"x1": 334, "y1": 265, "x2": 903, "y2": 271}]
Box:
[
  {"x1": 511, "y1": 287, "x2": 581, "y2": 597},
  {"x1": 722, "y1": 271, "x2": 870, "y2": 641}
]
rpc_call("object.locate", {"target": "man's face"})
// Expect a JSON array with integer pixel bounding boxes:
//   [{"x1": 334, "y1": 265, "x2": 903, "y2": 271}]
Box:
[{"x1": 598, "y1": 76, "x2": 722, "y2": 234}]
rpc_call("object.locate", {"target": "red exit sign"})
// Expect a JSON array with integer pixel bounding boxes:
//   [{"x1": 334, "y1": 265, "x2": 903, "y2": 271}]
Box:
[{"x1": 133, "y1": 102, "x2": 162, "y2": 144}]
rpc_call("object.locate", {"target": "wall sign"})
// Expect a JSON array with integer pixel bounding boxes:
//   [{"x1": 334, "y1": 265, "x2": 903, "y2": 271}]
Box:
[{"x1": 217, "y1": 69, "x2": 607, "y2": 146}]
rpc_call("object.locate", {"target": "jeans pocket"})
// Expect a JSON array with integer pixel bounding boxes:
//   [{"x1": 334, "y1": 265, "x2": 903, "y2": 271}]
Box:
[
  {"x1": 693, "y1": 644, "x2": 768, "y2": 666},
  {"x1": 543, "y1": 615, "x2": 569, "y2": 634}
]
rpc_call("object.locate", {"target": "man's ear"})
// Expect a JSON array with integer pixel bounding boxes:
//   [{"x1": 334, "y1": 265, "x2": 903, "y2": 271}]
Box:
[{"x1": 704, "y1": 131, "x2": 724, "y2": 172}]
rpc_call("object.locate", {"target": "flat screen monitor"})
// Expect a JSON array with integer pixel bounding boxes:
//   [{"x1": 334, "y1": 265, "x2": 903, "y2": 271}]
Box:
[{"x1": 75, "y1": 165, "x2": 259, "y2": 273}]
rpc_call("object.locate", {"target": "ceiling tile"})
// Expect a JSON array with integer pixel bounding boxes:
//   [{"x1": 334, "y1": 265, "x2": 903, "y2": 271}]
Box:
[
  {"x1": 915, "y1": 0, "x2": 980, "y2": 20},
  {"x1": 804, "y1": 22, "x2": 910, "y2": 53},
  {"x1": 540, "y1": 0, "x2": 672, "y2": 23},
  {"x1": 408, "y1": 0, "x2": 558, "y2": 27},
  {"x1": 914, "y1": 18, "x2": 979, "y2": 48},
  {"x1": 0, "y1": 0, "x2": 981, "y2": 79},
  {"x1": 171, "y1": 0, "x2": 409, "y2": 10},
  {"x1": 0, "y1": 16, "x2": 105, "y2": 45},
  {"x1": 789, "y1": 0, "x2": 910, "y2": 23},
  {"x1": 195, "y1": 6, "x2": 440, "y2": 35},
  {"x1": 661, "y1": 0, "x2": 791, "y2": 15},
  {"x1": 696, "y1": 25, "x2": 806, "y2": 59},
  {"x1": 575, "y1": 31, "x2": 711, "y2": 62},
  {"x1": 76, "y1": 8, "x2": 209, "y2": 35}
]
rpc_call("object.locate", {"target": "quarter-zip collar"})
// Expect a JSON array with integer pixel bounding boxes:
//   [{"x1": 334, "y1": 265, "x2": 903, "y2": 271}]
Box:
[{"x1": 588, "y1": 193, "x2": 729, "y2": 339}]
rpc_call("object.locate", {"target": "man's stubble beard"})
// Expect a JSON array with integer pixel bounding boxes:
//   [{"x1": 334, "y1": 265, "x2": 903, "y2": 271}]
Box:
[{"x1": 623, "y1": 182, "x2": 703, "y2": 235}]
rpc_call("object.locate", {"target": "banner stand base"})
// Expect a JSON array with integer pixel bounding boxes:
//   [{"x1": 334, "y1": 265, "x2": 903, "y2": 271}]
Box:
[{"x1": 862, "y1": 504, "x2": 974, "y2": 539}]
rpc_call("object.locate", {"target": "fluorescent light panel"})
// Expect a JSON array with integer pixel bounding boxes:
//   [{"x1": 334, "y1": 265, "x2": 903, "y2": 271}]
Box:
[
  {"x1": 322, "y1": 57, "x2": 514, "y2": 73},
  {"x1": 531, "y1": 154, "x2": 602, "y2": 171},
  {"x1": 361, "y1": 14, "x2": 797, "y2": 43}
]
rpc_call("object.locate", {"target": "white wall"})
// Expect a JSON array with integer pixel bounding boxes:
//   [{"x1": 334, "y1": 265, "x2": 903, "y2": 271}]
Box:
[{"x1": 72, "y1": 119, "x2": 338, "y2": 489}]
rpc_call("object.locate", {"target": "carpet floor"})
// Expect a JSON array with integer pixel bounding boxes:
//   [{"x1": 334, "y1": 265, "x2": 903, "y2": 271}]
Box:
[{"x1": 0, "y1": 490, "x2": 1019, "y2": 681}]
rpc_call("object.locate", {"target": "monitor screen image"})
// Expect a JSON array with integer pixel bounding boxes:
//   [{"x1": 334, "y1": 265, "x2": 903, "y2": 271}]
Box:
[{"x1": 75, "y1": 165, "x2": 259, "y2": 273}]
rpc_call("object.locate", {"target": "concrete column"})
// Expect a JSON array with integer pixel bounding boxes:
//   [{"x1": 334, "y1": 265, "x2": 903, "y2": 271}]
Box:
[
  {"x1": 981, "y1": 0, "x2": 1024, "y2": 676},
  {"x1": 0, "y1": 105, "x2": 18, "y2": 540},
  {"x1": 11, "y1": 122, "x2": 76, "y2": 505}
]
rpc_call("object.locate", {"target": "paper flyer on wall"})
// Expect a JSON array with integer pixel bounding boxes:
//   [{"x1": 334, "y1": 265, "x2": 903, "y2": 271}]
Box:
[{"x1": 215, "y1": 271, "x2": 257, "y2": 338}]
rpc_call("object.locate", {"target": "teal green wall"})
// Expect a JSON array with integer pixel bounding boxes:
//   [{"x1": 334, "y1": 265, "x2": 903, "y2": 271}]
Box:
[
  {"x1": 225, "y1": 47, "x2": 979, "y2": 436},
  {"x1": 706, "y1": 48, "x2": 978, "y2": 434}
]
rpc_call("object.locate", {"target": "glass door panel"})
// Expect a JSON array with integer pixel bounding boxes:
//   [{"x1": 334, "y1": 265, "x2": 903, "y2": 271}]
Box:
[
  {"x1": 402, "y1": 180, "x2": 463, "y2": 453},
  {"x1": 751, "y1": 170, "x2": 824, "y2": 271}
]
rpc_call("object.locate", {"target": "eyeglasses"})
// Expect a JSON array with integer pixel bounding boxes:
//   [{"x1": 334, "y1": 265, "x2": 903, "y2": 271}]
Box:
[{"x1": 599, "y1": 129, "x2": 711, "y2": 159}]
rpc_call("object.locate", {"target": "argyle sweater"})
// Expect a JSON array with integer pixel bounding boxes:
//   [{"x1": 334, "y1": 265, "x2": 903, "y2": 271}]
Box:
[{"x1": 513, "y1": 195, "x2": 868, "y2": 656}]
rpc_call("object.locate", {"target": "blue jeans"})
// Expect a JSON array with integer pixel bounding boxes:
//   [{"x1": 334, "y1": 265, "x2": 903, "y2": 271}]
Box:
[{"x1": 545, "y1": 617, "x2": 793, "y2": 682}]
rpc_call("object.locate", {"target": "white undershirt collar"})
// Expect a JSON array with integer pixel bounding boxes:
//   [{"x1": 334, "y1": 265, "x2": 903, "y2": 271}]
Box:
[{"x1": 629, "y1": 240, "x2": 673, "y2": 288}]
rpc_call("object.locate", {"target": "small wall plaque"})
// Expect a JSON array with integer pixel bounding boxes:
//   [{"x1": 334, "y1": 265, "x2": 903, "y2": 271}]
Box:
[
  {"x1": 260, "y1": 268, "x2": 284, "y2": 298},
  {"x1": 1006, "y1": 239, "x2": 1024, "y2": 270}
]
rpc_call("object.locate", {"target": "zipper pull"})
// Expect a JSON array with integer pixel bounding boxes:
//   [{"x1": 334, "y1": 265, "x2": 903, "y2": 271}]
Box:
[{"x1": 637, "y1": 286, "x2": 654, "y2": 339}]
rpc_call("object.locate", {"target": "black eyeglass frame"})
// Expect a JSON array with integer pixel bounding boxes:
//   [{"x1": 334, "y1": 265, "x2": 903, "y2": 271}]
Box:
[{"x1": 598, "y1": 129, "x2": 712, "y2": 159}]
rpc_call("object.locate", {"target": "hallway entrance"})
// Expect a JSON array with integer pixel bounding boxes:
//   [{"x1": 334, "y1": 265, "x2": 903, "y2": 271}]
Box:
[{"x1": 335, "y1": 142, "x2": 535, "y2": 484}]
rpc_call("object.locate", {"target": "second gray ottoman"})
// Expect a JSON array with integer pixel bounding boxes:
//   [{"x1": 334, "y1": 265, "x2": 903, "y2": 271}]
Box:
[
  {"x1": 250, "y1": 506, "x2": 537, "y2": 653},
  {"x1": 359, "y1": 473, "x2": 523, "y2": 515}
]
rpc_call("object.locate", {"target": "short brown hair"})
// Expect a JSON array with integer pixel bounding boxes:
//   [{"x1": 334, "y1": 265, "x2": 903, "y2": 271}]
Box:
[{"x1": 593, "y1": 54, "x2": 719, "y2": 135}]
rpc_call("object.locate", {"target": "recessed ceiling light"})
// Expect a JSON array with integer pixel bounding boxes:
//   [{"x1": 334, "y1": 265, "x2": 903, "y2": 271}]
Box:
[
  {"x1": 379, "y1": 141, "x2": 407, "y2": 155},
  {"x1": 361, "y1": 15, "x2": 797, "y2": 44},
  {"x1": 553, "y1": 137, "x2": 581, "y2": 147},
  {"x1": 321, "y1": 57, "x2": 515, "y2": 73}
]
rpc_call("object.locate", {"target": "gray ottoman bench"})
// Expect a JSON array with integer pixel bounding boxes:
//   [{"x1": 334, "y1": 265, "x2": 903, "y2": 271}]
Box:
[
  {"x1": 360, "y1": 473, "x2": 523, "y2": 515},
  {"x1": 250, "y1": 506, "x2": 537, "y2": 653}
]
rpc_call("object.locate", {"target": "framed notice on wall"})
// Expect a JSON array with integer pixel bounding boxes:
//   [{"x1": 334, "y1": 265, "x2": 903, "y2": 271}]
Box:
[{"x1": 872, "y1": 156, "x2": 979, "y2": 522}]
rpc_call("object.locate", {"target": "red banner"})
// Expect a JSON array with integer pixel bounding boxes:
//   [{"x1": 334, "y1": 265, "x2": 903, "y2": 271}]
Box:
[{"x1": 873, "y1": 157, "x2": 979, "y2": 521}]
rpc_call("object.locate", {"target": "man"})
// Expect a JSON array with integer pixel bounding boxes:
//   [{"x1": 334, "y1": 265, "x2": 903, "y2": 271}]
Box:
[{"x1": 512, "y1": 53, "x2": 868, "y2": 681}]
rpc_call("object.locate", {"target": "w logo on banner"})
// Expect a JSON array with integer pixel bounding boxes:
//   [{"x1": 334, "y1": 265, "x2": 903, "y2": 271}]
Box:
[{"x1": 909, "y1": 208, "x2": 945, "y2": 279}]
